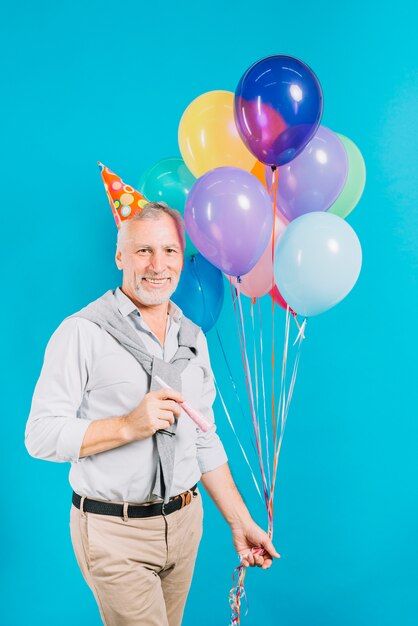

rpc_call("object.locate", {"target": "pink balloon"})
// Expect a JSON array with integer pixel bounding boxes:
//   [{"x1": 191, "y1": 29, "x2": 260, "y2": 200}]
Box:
[
  {"x1": 227, "y1": 214, "x2": 288, "y2": 298},
  {"x1": 270, "y1": 285, "x2": 289, "y2": 311}
]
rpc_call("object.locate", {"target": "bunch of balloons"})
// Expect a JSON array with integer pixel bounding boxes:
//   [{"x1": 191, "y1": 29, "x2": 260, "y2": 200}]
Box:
[
  {"x1": 138, "y1": 54, "x2": 364, "y2": 324},
  {"x1": 136, "y1": 55, "x2": 364, "y2": 626}
]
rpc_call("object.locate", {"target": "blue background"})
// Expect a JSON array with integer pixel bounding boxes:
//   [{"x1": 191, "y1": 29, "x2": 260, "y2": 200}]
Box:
[{"x1": 2, "y1": 0, "x2": 417, "y2": 624}]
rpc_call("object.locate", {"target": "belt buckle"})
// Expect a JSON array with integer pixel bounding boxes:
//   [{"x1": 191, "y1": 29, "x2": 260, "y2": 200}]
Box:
[
  {"x1": 162, "y1": 488, "x2": 193, "y2": 516},
  {"x1": 178, "y1": 490, "x2": 192, "y2": 509}
]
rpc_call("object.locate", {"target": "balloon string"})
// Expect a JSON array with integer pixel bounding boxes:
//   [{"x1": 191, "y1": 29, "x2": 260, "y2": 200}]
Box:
[
  {"x1": 283, "y1": 321, "x2": 306, "y2": 423},
  {"x1": 229, "y1": 562, "x2": 249, "y2": 625},
  {"x1": 250, "y1": 300, "x2": 268, "y2": 488},
  {"x1": 271, "y1": 166, "x2": 279, "y2": 452},
  {"x1": 228, "y1": 278, "x2": 246, "y2": 367},
  {"x1": 257, "y1": 299, "x2": 271, "y2": 489},
  {"x1": 268, "y1": 306, "x2": 291, "y2": 532},
  {"x1": 192, "y1": 257, "x2": 258, "y2": 459},
  {"x1": 267, "y1": 305, "x2": 288, "y2": 536},
  {"x1": 192, "y1": 259, "x2": 262, "y2": 491},
  {"x1": 226, "y1": 281, "x2": 264, "y2": 459},
  {"x1": 228, "y1": 279, "x2": 256, "y2": 430},
  {"x1": 214, "y1": 326, "x2": 260, "y2": 460},
  {"x1": 268, "y1": 310, "x2": 307, "y2": 537},
  {"x1": 269, "y1": 334, "x2": 305, "y2": 527},
  {"x1": 229, "y1": 280, "x2": 269, "y2": 509},
  {"x1": 236, "y1": 287, "x2": 270, "y2": 508},
  {"x1": 214, "y1": 375, "x2": 263, "y2": 502},
  {"x1": 249, "y1": 300, "x2": 272, "y2": 509},
  {"x1": 250, "y1": 302, "x2": 259, "y2": 419},
  {"x1": 292, "y1": 317, "x2": 307, "y2": 345},
  {"x1": 280, "y1": 308, "x2": 291, "y2": 435},
  {"x1": 229, "y1": 546, "x2": 266, "y2": 625},
  {"x1": 228, "y1": 306, "x2": 306, "y2": 625},
  {"x1": 191, "y1": 258, "x2": 247, "y2": 432},
  {"x1": 292, "y1": 312, "x2": 303, "y2": 333},
  {"x1": 190, "y1": 258, "x2": 253, "y2": 442}
]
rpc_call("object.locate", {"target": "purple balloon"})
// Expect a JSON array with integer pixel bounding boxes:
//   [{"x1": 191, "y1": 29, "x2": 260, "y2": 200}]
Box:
[
  {"x1": 265, "y1": 126, "x2": 349, "y2": 221},
  {"x1": 185, "y1": 167, "x2": 273, "y2": 277}
]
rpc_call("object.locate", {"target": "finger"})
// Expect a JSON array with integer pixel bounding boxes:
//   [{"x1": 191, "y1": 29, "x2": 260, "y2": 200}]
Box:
[
  {"x1": 154, "y1": 388, "x2": 184, "y2": 403},
  {"x1": 261, "y1": 538, "x2": 280, "y2": 559},
  {"x1": 261, "y1": 558, "x2": 273, "y2": 570},
  {"x1": 254, "y1": 553, "x2": 265, "y2": 567},
  {"x1": 161, "y1": 400, "x2": 182, "y2": 417},
  {"x1": 155, "y1": 419, "x2": 172, "y2": 431},
  {"x1": 239, "y1": 552, "x2": 253, "y2": 568},
  {"x1": 158, "y1": 411, "x2": 175, "y2": 425}
]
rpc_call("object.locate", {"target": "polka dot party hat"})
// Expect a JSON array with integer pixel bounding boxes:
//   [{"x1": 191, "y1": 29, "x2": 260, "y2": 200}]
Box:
[{"x1": 98, "y1": 162, "x2": 150, "y2": 228}]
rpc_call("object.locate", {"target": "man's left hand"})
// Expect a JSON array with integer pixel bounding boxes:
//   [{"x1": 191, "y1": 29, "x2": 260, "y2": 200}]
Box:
[{"x1": 231, "y1": 521, "x2": 280, "y2": 570}]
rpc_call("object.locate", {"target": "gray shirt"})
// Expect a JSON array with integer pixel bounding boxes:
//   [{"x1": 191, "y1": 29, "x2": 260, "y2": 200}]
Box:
[{"x1": 25, "y1": 287, "x2": 228, "y2": 503}]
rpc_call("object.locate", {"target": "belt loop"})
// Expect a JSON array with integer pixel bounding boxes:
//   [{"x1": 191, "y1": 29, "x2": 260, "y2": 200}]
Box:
[
  {"x1": 80, "y1": 496, "x2": 86, "y2": 518},
  {"x1": 123, "y1": 502, "x2": 129, "y2": 522}
]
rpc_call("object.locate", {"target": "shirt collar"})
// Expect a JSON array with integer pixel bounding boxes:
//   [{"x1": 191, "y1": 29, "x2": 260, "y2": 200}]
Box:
[{"x1": 114, "y1": 287, "x2": 183, "y2": 323}]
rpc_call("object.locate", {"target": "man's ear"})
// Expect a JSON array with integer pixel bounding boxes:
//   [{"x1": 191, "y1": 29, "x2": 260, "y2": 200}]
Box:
[{"x1": 115, "y1": 247, "x2": 123, "y2": 270}]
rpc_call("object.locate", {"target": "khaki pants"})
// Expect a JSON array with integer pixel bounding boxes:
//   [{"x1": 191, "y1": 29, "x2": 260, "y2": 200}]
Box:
[{"x1": 69, "y1": 490, "x2": 203, "y2": 626}]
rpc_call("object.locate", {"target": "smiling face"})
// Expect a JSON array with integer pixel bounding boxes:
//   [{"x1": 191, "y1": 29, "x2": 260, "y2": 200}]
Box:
[{"x1": 115, "y1": 213, "x2": 184, "y2": 309}]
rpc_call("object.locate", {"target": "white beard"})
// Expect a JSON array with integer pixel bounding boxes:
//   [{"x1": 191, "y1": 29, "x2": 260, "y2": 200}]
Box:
[{"x1": 134, "y1": 274, "x2": 180, "y2": 306}]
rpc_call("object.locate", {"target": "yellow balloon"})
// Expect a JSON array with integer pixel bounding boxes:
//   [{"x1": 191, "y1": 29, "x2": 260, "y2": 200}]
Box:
[{"x1": 178, "y1": 90, "x2": 257, "y2": 178}]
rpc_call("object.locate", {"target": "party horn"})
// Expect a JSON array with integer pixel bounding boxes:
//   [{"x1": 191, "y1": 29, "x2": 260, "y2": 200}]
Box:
[{"x1": 154, "y1": 375, "x2": 212, "y2": 432}]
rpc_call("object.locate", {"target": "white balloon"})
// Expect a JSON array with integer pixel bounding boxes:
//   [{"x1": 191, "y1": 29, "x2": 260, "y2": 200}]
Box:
[{"x1": 274, "y1": 212, "x2": 362, "y2": 317}]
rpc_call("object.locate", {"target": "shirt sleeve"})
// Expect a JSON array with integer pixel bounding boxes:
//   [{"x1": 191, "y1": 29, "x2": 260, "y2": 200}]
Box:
[
  {"x1": 194, "y1": 331, "x2": 228, "y2": 474},
  {"x1": 25, "y1": 318, "x2": 91, "y2": 463}
]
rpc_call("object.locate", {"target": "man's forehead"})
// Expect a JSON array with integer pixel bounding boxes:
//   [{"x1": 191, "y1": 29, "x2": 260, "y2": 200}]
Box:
[
  {"x1": 123, "y1": 217, "x2": 182, "y2": 245},
  {"x1": 126, "y1": 238, "x2": 181, "y2": 248}
]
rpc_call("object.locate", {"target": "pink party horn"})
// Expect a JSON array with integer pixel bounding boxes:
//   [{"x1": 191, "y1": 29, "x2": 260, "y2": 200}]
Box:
[{"x1": 154, "y1": 375, "x2": 212, "y2": 432}]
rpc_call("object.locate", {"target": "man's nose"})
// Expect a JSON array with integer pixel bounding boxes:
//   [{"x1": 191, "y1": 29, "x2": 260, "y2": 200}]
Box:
[{"x1": 147, "y1": 252, "x2": 166, "y2": 273}]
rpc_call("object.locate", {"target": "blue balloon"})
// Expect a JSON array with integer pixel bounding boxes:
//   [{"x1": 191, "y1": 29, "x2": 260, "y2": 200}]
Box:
[
  {"x1": 274, "y1": 212, "x2": 362, "y2": 317},
  {"x1": 235, "y1": 55, "x2": 323, "y2": 166},
  {"x1": 172, "y1": 254, "x2": 224, "y2": 332}
]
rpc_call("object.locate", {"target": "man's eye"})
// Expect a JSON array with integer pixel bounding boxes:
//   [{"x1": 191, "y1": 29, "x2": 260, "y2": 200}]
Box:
[
  {"x1": 166, "y1": 249, "x2": 177, "y2": 254},
  {"x1": 136, "y1": 249, "x2": 150, "y2": 254}
]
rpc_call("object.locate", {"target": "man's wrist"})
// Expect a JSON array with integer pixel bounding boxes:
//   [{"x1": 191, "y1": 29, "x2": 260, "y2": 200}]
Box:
[
  {"x1": 219, "y1": 491, "x2": 252, "y2": 528},
  {"x1": 200, "y1": 464, "x2": 253, "y2": 529},
  {"x1": 120, "y1": 414, "x2": 136, "y2": 444},
  {"x1": 227, "y1": 509, "x2": 253, "y2": 529}
]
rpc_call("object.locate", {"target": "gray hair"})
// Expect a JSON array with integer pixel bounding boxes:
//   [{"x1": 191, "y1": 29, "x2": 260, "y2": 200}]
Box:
[{"x1": 116, "y1": 202, "x2": 186, "y2": 251}]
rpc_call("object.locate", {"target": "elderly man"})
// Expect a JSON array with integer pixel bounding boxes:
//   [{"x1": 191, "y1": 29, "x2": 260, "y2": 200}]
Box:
[{"x1": 25, "y1": 164, "x2": 279, "y2": 626}]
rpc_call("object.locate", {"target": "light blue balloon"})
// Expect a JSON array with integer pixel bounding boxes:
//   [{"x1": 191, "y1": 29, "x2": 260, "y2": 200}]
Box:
[
  {"x1": 274, "y1": 212, "x2": 362, "y2": 317},
  {"x1": 171, "y1": 254, "x2": 224, "y2": 332}
]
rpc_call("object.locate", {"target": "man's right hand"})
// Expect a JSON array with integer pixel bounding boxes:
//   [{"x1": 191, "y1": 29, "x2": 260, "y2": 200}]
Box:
[{"x1": 123, "y1": 388, "x2": 185, "y2": 442}]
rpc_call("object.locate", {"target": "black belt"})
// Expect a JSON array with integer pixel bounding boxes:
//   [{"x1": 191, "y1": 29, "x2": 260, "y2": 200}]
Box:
[{"x1": 72, "y1": 484, "x2": 198, "y2": 519}]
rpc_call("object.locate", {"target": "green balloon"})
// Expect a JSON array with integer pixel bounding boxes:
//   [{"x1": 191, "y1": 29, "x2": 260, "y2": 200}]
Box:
[
  {"x1": 328, "y1": 133, "x2": 366, "y2": 219},
  {"x1": 138, "y1": 157, "x2": 197, "y2": 256}
]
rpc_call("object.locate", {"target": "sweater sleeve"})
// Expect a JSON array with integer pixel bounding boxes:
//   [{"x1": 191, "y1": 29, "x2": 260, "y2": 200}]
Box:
[
  {"x1": 194, "y1": 331, "x2": 228, "y2": 473},
  {"x1": 25, "y1": 318, "x2": 91, "y2": 463}
]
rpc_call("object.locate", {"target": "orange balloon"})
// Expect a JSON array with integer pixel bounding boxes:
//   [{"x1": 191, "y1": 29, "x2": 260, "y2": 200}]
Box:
[{"x1": 250, "y1": 161, "x2": 267, "y2": 188}]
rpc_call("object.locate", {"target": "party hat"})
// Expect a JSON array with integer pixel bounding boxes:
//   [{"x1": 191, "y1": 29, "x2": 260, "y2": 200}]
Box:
[{"x1": 98, "y1": 162, "x2": 150, "y2": 228}]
